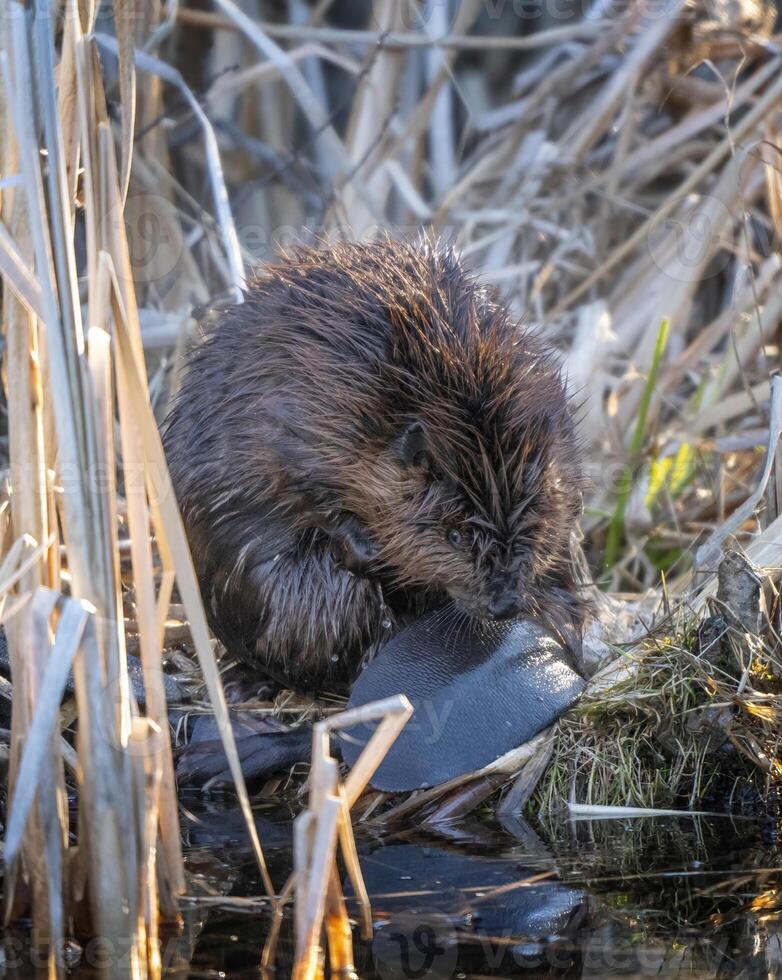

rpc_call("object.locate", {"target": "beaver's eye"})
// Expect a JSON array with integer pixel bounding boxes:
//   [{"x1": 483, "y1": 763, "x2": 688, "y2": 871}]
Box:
[{"x1": 447, "y1": 528, "x2": 462, "y2": 547}]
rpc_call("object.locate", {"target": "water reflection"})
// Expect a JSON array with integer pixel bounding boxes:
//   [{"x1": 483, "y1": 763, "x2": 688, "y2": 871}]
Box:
[{"x1": 180, "y1": 797, "x2": 781, "y2": 978}]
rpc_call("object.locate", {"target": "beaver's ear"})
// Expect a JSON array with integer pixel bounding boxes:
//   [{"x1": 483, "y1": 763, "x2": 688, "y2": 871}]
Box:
[{"x1": 398, "y1": 421, "x2": 430, "y2": 469}]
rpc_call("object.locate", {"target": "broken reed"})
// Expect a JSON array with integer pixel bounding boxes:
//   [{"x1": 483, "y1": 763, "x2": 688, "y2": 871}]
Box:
[
  {"x1": 0, "y1": 0, "x2": 269, "y2": 973},
  {"x1": 289, "y1": 695, "x2": 412, "y2": 980}
]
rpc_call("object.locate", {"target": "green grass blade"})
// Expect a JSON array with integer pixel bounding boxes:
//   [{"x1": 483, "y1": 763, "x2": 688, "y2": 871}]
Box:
[{"x1": 604, "y1": 316, "x2": 670, "y2": 573}]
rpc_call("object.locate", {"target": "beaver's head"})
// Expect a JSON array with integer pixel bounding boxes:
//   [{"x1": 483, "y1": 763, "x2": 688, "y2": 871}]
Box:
[{"x1": 334, "y1": 244, "x2": 585, "y2": 634}]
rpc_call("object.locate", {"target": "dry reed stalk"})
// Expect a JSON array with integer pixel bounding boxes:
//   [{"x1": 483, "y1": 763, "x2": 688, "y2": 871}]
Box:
[
  {"x1": 108, "y1": 276, "x2": 275, "y2": 895},
  {"x1": 694, "y1": 377, "x2": 782, "y2": 569},
  {"x1": 374, "y1": 0, "x2": 483, "y2": 198},
  {"x1": 129, "y1": 718, "x2": 165, "y2": 976},
  {"x1": 95, "y1": 36, "x2": 245, "y2": 298},
  {"x1": 0, "y1": 222, "x2": 44, "y2": 318},
  {"x1": 553, "y1": 64, "x2": 782, "y2": 315},
  {"x1": 210, "y1": 0, "x2": 379, "y2": 229},
  {"x1": 0, "y1": 0, "x2": 272, "y2": 971},
  {"x1": 0, "y1": 74, "x2": 56, "y2": 946},
  {"x1": 337, "y1": 0, "x2": 405, "y2": 232},
  {"x1": 96, "y1": 116, "x2": 186, "y2": 904},
  {"x1": 6, "y1": 4, "x2": 133, "y2": 969},
  {"x1": 4, "y1": 593, "x2": 87, "y2": 944},
  {"x1": 564, "y1": 0, "x2": 685, "y2": 161},
  {"x1": 288, "y1": 695, "x2": 412, "y2": 980},
  {"x1": 204, "y1": 43, "x2": 362, "y2": 109}
]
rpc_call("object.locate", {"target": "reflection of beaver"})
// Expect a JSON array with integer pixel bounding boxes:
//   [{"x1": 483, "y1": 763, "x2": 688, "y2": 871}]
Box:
[{"x1": 163, "y1": 240, "x2": 586, "y2": 691}]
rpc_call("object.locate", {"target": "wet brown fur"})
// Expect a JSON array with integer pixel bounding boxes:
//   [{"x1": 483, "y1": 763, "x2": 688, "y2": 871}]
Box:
[{"x1": 163, "y1": 239, "x2": 586, "y2": 691}]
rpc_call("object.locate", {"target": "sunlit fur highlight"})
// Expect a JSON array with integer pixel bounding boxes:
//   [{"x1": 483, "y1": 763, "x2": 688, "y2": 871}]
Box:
[{"x1": 163, "y1": 239, "x2": 586, "y2": 690}]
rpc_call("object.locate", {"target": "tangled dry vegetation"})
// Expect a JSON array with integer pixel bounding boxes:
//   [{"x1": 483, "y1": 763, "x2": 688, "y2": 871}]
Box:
[{"x1": 2, "y1": 0, "x2": 782, "y2": 972}]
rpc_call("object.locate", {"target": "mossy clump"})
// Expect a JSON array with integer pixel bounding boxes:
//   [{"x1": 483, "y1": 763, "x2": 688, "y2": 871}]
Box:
[{"x1": 535, "y1": 614, "x2": 782, "y2": 815}]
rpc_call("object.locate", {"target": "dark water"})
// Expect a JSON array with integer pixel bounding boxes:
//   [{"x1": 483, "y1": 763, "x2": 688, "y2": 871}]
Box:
[{"x1": 175, "y1": 797, "x2": 782, "y2": 979}]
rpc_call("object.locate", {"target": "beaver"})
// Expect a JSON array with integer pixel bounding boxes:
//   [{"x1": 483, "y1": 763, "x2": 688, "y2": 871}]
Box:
[{"x1": 163, "y1": 239, "x2": 586, "y2": 691}]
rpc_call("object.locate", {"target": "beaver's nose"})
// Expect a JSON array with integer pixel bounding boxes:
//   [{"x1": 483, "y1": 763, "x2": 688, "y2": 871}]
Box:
[{"x1": 486, "y1": 593, "x2": 521, "y2": 620}]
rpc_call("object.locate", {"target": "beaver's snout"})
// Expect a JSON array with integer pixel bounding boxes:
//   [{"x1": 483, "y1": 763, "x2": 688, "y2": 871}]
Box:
[
  {"x1": 485, "y1": 593, "x2": 523, "y2": 620},
  {"x1": 449, "y1": 589, "x2": 524, "y2": 622}
]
